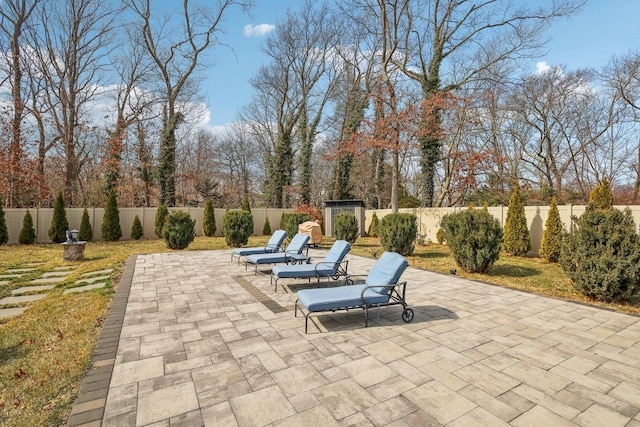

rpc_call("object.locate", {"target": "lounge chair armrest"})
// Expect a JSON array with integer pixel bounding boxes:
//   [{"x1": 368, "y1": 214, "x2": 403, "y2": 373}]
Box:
[
  {"x1": 360, "y1": 281, "x2": 407, "y2": 302},
  {"x1": 313, "y1": 259, "x2": 347, "y2": 272}
]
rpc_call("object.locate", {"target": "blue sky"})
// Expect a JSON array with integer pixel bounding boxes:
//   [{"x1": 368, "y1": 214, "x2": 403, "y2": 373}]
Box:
[{"x1": 202, "y1": 0, "x2": 640, "y2": 128}]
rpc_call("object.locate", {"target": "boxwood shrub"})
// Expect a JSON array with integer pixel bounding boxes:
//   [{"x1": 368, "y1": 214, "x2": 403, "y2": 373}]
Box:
[
  {"x1": 440, "y1": 208, "x2": 502, "y2": 273},
  {"x1": 380, "y1": 213, "x2": 417, "y2": 256},
  {"x1": 223, "y1": 210, "x2": 254, "y2": 247},
  {"x1": 334, "y1": 212, "x2": 359, "y2": 243},
  {"x1": 162, "y1": 211, "x2": 195, "y2": 250}
]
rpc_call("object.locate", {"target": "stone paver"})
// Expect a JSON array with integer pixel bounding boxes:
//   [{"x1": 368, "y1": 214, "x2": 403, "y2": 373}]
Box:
[
  {"x1": 68, "y1": 249, "x2": 640, "y2": 426},
  {"x1": 0, "y1": 306, "x2": 28, "y2": 318},
  {"x1": 41, "y1": 271, "x2": 72, "y2": 278},
  {"x1": 30, "y1": 277, "x2": 66, "y2": 284},
  {"x1": 75, "y1": 275, "x2": 110, "y2": 284},
  {"x1": 0, "y1": 294, "x2": 45, "y2": 305},
  {"x1": 81, "y1": 269, "x2": 113, "y2": 277},
  {"x1": 5, "y1": 268, "x2": 37, "y2": 273},
  {"x1": 12, "y1": 285, "x2": 55, "y2": 295},
  {"x1": 0, "y1": 274, "x2": 23, "y2": 279},
  {"x1": 0, "y1": 281, "x2": 9, "y2": 286},
  {"x1": 64, "y1": 283, "x2": 109, "y2": 294}
]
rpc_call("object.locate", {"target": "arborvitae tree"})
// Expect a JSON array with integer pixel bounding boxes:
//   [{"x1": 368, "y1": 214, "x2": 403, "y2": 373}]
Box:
[
  {"x1": 202, "y1": 199, "x2": 216, "y2": 237},
  {"x1": 588, "y1": 178, "x2": 614, "y2": 209},
  {"x1": 101, "y1": 190, "x2": 122, "y2": 241},
  {"x1": 18, "y1": 209, "x2": 36, "y2": 245},
  {"x1": 502, "y1": 182, "x2": 530, "y2": 256},
  {"x1": 131, "y1": 214, "x2": 144, "y2": 240},
  {"x1": 155, "y1": 204, "x2": 169, "y2": 238},
  {"x1": 368, "y1": 212, "x2": 380, "y2": 237},
  {"x1": 48, "y1": 190, "x2": 69, "y2": 243},
  {"x1": 241, "y1": 194, "x2": 251, "y2": 212},
  {"x1": 263, "y1": 216, "x2": 272, "y2": 235},
  {"x1": 79, "y1": 207, "x2": 93, "y2": 241},
  {"x1": 540, "y1": 197, "x2": 563, "y2": 262},
  {"x1": 0, "y1": 198, "x2": 7, "y2": 245}
]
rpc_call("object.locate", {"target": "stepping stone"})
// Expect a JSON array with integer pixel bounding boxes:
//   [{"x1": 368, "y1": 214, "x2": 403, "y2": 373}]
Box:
[
  {"x1": 76, "y1": 275, "x2": 110, "y2": 284},
  {"x1": 41, "y1": 271, "x2": 71, "y2": 278},
  {"x1": 0, "y1": 281, "x2": 9, "y2": 286},
  {"x1": 53, "y1": 266, "x2": 75, "y2": 271},
  {"x1": 0, "y1": 307, "x2": 27, "y2": 318},
  {"x1": 0, "y1": 274, "x2": 23, "y2": 279},
  {"x1": 30, "y1": 277, "x2": 66, "y2": 284},
  {"x1": 64, "y1": 283, "x2": 108, "y2": 294},
  {"x1": 81, "y1": 269, "x2": 113, "y2": 277},
  {"x1": 5, "y1": 268, "x2": 37, "y2": 273},
  {"x1": 12, "y1": 285, "x2": 55, "y2": 295},
  {"x1": 0, "y1": 294, "x2": 45, "y2": 305}
]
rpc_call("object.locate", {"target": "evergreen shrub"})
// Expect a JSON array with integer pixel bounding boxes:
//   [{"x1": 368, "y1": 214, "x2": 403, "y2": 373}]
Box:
[
  {"x1": 280, "y1": 212, "x2": 310, "y2": 241},
  {"x1": 263, "y1": 216, "x2": 272, "y2": 235},
  {"x1": 560, "y1": 206, "x2": 640, "y2": 303},
  {"x1": 48, "y1": 191, "x2": 69, "y2": 243},
  {"x1": 0, "y1": 197, "x2": 7, "y2": 245},
  {"x1": 588, "y1": 177, "x2": 614, "y2": 209},
  {"x1": 334, "y1": 212, "x2": 359, "y2": 244},
  {"x1": 131, "y1": 215, "x2": 144, "y2": 240},
  {"x1": 162, "y1": 211, "x2": 195, "y2": 249},
  {"x1": 19, "y1": 209, "x2": 36, "y2": 245},
  {"x1": 155, "y1": 205, "x2": 169, "y2": 238},
  {"x1": 441, "y1": 208, "x2": 503, "y2": 273},
  {"x1": 241, "y1": 194, "x2": 251, "y2": 212},
  {"x1": 502, "y1": 183, "x2": 530, "y2": 256},
  {"x1": 380, "y1": 213, "x2": 417, "y2": 256},
  {"x1": 101, "y1": 190, "x2": 122, "y2": 242},
  {"x1": 539, "y1": 197, "x2": 563, "y2": 262},
  {"x1": 79, "y1": 207, "x2": 93, "y2": 241},
  {"x1": 202, "y1": 199, "x2": 216, "y2": 237},
  {"x1": 368, "y1": 213, "x2": 380, "y2": 237},
  {"x1": 223, "y1": 210, "x2": 254, "y2": 247},
  {"x1": 436, "y1": 227, "x2": 446, "y2": 244}
]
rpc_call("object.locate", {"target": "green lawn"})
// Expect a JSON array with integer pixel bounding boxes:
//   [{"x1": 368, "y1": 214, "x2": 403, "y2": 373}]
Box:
[{"x1": 0, "y1": 236, "x2": 636, "y2": 425}]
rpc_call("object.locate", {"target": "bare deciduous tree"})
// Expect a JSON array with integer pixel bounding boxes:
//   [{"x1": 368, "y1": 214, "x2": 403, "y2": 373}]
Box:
[{"x1": 126, "y1": 0, "x2": 252, "y2": 207}]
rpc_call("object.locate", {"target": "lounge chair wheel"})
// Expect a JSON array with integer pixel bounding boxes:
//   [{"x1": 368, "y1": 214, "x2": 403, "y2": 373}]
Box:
[
  {"x1": 331, "y1": 274, "x2": 339, "y2": 280},
  {"x1": 402, "y1": 308, "x2": 414, "y2": 323}
]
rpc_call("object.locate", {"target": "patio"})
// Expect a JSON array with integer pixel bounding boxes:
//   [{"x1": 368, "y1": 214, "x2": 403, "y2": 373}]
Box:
[{"x1": 68, "y1": 248, "x2": 640, "y2": 426}]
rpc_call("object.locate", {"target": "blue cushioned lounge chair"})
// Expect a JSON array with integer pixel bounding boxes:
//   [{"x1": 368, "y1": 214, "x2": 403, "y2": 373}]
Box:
[
  {"x1": 230, "y1": 229, "x2": 288, "y2": 265},
  {"x1": 295, "y1": 251, "x2": 414, "y2": 333},
  {"x1": 270, "y1": 240, "x2": 351, "y2": 292},
  {"x1": 245, "y1": 233, "x2": 310, "y2": 274}
]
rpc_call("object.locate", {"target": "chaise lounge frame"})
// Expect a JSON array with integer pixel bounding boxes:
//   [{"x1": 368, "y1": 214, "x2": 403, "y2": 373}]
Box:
[
  {"x1": 294, "y1": 252, "x2": 414, "y2": 333},
  {"x1": 270, "y1": 240, "x2": 352, "y2": 292}
]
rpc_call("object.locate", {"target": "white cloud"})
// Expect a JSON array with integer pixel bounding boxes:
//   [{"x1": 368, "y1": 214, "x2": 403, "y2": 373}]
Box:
[
  {"x1": 535, "y1": 61, "x2": 553, "y2": 74},
  {"x1": 243, "y1": 23, "x2": 275, "y2": 38}
]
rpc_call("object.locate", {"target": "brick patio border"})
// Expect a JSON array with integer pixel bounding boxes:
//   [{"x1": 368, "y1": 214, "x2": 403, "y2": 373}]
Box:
[{"x1": 67, "y1": 255, "x2": 137, "y2": 427}]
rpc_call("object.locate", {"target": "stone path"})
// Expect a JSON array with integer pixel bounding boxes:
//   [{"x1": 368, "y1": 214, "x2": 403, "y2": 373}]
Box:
[
  {"x1": 67, "y1": 249, "x2": 640, "y2": 426},
  {"x1": 0, "y1": 265, "x2": 114, "y2": 319}
]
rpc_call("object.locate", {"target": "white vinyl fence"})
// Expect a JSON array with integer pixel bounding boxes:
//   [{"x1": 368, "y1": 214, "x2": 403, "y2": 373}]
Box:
[
  {"x1": 6, "y1": 205, "x2": 640, "y2": 256},
  {"x1": 3, "y1": 207, "x2": 292, "y2": 244}
]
